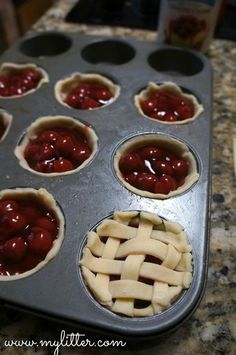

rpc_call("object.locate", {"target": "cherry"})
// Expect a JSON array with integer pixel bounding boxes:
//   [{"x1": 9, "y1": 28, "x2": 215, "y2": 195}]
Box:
[
  {"x1": 152, "y1": 160, "x2": 173, "y2": 176},
  {"x1": 55, "y1": 136, "x2": 75, "y2": 156},
  {"x1": 21, "y1": 206, "x2": 40, "y2": 221},
  {"x1": 175, "y1": 101, "x2": 194, "y2": 119},
  {"x1": 2, "y1": 236, "x2": 28, "y2": 262},
  {"x1": 138, "y1": 146, "x2": 164, "y2": 161},
  {"x1": 140, "y1": 99, "x2": 156, "y2": 115},
  {"x1": 135, "y1": 173, "x2": 158, "y2": 192},
  {"x1": 93, "y1": 88, "x2": 112, "y2": 101},
  {"x1": 27, "y1": 227, "x2": 53, "y2": 255},
  {"x1": 164, "y1": 152, "x2": 178, "y2": 162},
  {"x1": 72, "y1": 83, "x2": 91, "y2": 97},
  {"x1": 10, "y1": 85, "x2": 27, "y2": 96},
  {"x1": 65, "y1": 93, "x2": 81, "y2": 108},
  {"x1": 37, "y1": 143, "x2": 55, "y2": 161},
  {"x1": 1, "y1": 211, "x2": 28, "y2": 234},
  {"x1": 172, "y1": 159, "x2": 189, "y2": 177},
  {"x1": 0, "y1": 87, "x2": 10, "y2": 96},
  {"x1": 53, "y1": 158, "x2": 74, "y2": 172},
  {"x1": 80, "y1": 96, "x2": 101, "y2": 110},
  {"x1": 154, "y1": 175, "x2": 176, "y2": 194},
  {"x1": 39, "y1": 130, "x2": 60, "y2": 144},
  {"x1": 21, "y1": 69, "x2": 41, "y2": 83},
  {"x1": 125, "y1": 172, "x2": 138, "y2": 185},
  {"x1": 24, "y1": 142, "x2": 40, "y2": 160},
  {"x1": 0, "y1": 76, "x2": 8, "y2": 89},
  {"x1": 164, "y1": 113, "x2": 178, "y2": 122},
  {"x1": 119, "y1": 153, "x2": 145, "y2": 174},
  {"x1": 34, "y1": 160, "x2": 54, "y2": 173},
  {"x1": 36, "y1": 217, "x2": 58, "y2": 236},
  {"x1": 0, "y1": 200, "x2": 19, "y2": 216},
  {"x1": 72, "y1": 145, "x2": 91, "y2": 165}
]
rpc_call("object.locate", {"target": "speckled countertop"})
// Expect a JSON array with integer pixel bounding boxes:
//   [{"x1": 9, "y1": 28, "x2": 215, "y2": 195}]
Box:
[{"x1": 0, "y1": 0, "x2": 236, "y2": 354}]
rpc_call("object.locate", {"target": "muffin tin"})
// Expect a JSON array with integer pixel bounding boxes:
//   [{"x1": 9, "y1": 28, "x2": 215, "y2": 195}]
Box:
[{"x1": 0, "y1": 32, "x2": 212, "y2": 337}]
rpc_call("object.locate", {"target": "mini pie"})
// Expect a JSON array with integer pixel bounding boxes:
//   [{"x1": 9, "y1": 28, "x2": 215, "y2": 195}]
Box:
[
  {"x1": 54, "y1": 72, "x2": 120, "y2": 110},
  {"x1": 14, "y1": 115, "x2": 98, "y2": 176},
  {"x1": 0, "y1": 63, "x2": 48, "y2": 98},
  {"x1": 135, "y1": 81, "x2": 203, "y2": 124},
  {"x1": 0, "y1": 187, "x2": 64, "y2": 281},
  {"x1": 0, "y1": 109, "x2": 12, "y2": 142},
  {"x1": 114, "y1": 134, "x2": 199, "y2": 199},
  {"x1": 80, "y1": 210, "x2": 193, "y2": 317}
]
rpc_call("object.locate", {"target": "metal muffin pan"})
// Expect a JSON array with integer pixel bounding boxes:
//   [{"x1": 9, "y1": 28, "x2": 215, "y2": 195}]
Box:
[{"x1": 0, "y1": 32, "x2": 212, "y2": 337}]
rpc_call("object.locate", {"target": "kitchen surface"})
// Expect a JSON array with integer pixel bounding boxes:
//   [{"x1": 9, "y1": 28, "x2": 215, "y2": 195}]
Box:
[{"x1": 0, "y1": 0, "x2": 236, "y2": 354}]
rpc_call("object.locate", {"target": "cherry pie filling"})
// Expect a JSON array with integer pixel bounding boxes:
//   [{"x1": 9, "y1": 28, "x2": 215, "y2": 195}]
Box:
[
  {"x1": 64, "y1": 81, "x2": 113, "y2": 109},
  {"x1": 24, "y1": 126, "x2": 92, "y2": 173},
  {"x1": 139, "y1": 88, "x2": 194, "y2": 122},
  {"x1": 119, "y1": 145, "x2": 189, "y2": 194},
  {"x1": 0, "y1": 197, "x2": 59, "y2": 276},
  {"x1": 0, "y1": 68, "x2": 42, "y2": 97}
]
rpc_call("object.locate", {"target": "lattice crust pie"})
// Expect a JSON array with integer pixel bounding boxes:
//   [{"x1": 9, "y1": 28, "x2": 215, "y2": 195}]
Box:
[
  {"x1": 54, "y1": 72, "x2": 120, "y2": 110},
  {"x1": 0, "y1": 109, "x2": 13, "y2": 142},
  {"x1": 80, "y1": 211, "x2": 193, "y2": 317},
  {"x1": 0, "y1": 187, "x2": 64, "y2": 281},
  {"x1": 135, "y1": 81, "x2": 203, "y2": 124},
  {"x1": 0, "y1": 63, "x2": 48, "y2": 98}
]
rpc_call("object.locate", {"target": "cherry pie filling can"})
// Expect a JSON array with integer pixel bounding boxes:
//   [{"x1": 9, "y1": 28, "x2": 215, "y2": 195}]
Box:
[{"x1": 157, "y1": 0, "x2": 221, "y2": 52}]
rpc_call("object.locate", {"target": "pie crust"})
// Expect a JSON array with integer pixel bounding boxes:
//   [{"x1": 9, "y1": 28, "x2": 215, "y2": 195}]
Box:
[
  {"x1": 134, "y1": 81, "x2": 203, "y2": 124},
  {"x1": 54, "y1": 72, "x2": 120, "y2": 109},
  {"x1": 80, "y1": 210, "x2": 193, "y2": 317},
  {"x1": 114, "y1": 134, "x2": 199, "y2": 199},
  {"x1": 0, "y1": 63, "x2": 49, "y2": 98},
  {"x1": 0, "y1": 187, "x2": 64, "y2": 281},
  {"x1": 14, "y1": 115, "x2": 98, "y2": 177},
  {"x1": 0, "y1": 109, "x2": 13, "y2": 142}
]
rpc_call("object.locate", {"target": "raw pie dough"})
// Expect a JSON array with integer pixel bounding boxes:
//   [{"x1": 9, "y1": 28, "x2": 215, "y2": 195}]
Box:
[
  {"x1": 14, "y1": 115, "x2": 98, "y2": 177},
  {"x1": 0, "y1": 109, "x2": 12, "y2": 142},
  {"x1": 54, "y1": 72, "x2": 120, "y2": 109},
  {"x1": 0, "y1": 63, "x2": 49, "y2": 98},
  {"x1": 135, "y1": 81, "x2": 204, "y2": 124},
  {"x1": 0, "y1": 187, "x2": 64, "y2": 281},
  {"x1": 114, "y1": 134, "x2": 199, "y2": 199},
  {"x1": 80, "y1": 210, "x2": 193, "y2": 317}
]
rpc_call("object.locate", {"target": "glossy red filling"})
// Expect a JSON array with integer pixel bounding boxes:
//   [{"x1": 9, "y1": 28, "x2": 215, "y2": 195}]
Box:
[
  {"x1": 24, "y1": 126, "x2": 92, "y2": 174},
  {"x1": 64, "y1": 81, "x2": 113, "y2": 109},
  {"x1": 169, "y1": 15, "x2": 206, "y2": 40},
  {"x1": 0, "y1": 197, "x2": 59, "y2": 276},
  {"x1": 119, "y1": 145, "x2": 189, "y2": 194},
  {"x1": 0, "y1": 119, "x2": 6, "y2": 140},
  {"x1": 140, "y1": 88, "x2": 194, "y2": 122},
  {"x1": 0, "y1": 68, "x2": 42, "y2": 97}
]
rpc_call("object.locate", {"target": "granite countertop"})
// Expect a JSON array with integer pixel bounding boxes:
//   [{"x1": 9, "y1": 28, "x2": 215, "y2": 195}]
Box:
[{"x1": 0, "y1": 0, "x2": 236, "y2": 354}]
